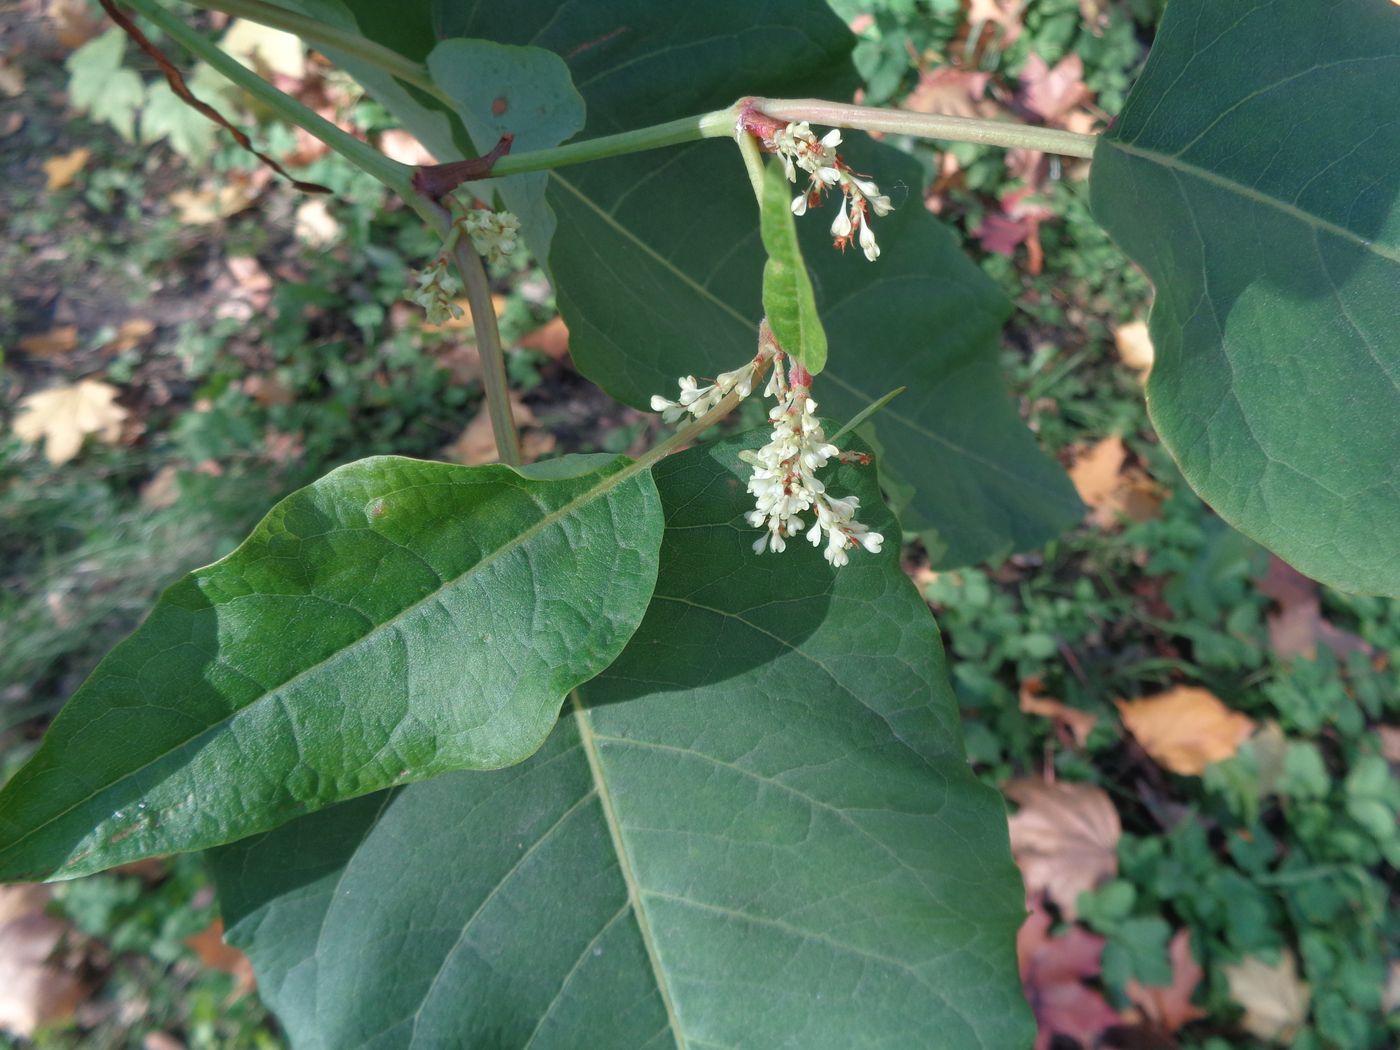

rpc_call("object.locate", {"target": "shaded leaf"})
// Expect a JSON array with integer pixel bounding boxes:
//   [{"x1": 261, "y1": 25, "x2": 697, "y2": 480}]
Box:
[
  {"x1": 1117, "y1": 686, "x2": 1255, "y2": 776},
  {"x1": 213, "y1": 432, "x2": 1034, "y2": 1050},
  {"x1": 1090, "y1": 0, "x2": 1400, "y2": 596},
  {"x1": 13, "y1": 379, "x2": 127, "y2": 466},
  {"x1": 0, "y1": 455, "x2": 662, "y2": 881},
  {"x1": 1006, "y1": 779, "x2": 1120, "y2": 919}
]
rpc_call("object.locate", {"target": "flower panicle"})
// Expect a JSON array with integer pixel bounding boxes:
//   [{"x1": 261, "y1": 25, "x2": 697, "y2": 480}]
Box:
[
  {"x1": 739, "y1": 357, "x2": 883, "y2": 567},
  {"x1": 768, "y1": 121, "x2": 894, "y2": 262},
  {"x1": 408, "y1": 256, "x2": 463, "y2": 326}
]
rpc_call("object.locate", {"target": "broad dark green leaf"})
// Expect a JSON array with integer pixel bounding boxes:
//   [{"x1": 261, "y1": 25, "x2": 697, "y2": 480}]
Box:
[
  {"x1": 0, "y1": 455, "x2": 661, "y2": 881},
  {"x1": 1091, "y1": 0, "x2": 1400, "y2": 596},
  {"x1": 287, "y1": 0, "x2": 1081, "y2": 567},
  {"x1": 212, "y1": 433, "x2": 1034, "y2": 1050},
  {"x1": 760, "y1": 159, "x2": 828, "y2": 373}
]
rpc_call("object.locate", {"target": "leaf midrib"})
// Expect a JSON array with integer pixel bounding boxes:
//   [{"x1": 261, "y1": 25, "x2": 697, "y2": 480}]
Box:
[
  {"x1": 1103, "y1": 138, "x2": 1400, "y2": 265},
  {"x1": 1, "y1": 459, "x2": 650, "y2": 870}
]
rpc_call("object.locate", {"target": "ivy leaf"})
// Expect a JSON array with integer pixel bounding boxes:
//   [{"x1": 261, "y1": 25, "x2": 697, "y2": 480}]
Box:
[
  {"x1": 1091, "y1": 0, "x2": 1400, "y2": 596},
  {"x1": 212, "y1": 432, "x2": 1034, "y2": 1050},
  {"x1": 282, "y1": 0, "x2": 1082, "y2": 568},
  {"x1": 0, "y1": 455, "x2": 662, "y2": 882},
  {"x1": 65, "y1": 27, "x2": 144, "y2": 141},
  {"x1": 760, "y1": 159, "x2": 827, "y2": 372}
]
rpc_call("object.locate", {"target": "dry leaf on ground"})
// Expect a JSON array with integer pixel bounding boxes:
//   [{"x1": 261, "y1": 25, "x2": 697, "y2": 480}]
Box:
[
  {"x1": 377, "y1": 128, "x2": 436, "y2": 167},
  {"x1": 1017, "y1": 53, "x2": 1093, "y2": 127},
  {"x1": 0, "y1": 885, "x2": 86, "y2": 1038},
  {"x1": 1019, "y1": 676, "x2": 1098, "y2": 747},
  {"x1": 1255, "y1": 555, "x2": 1376, "y2": 663},
  {"x1": 42, "y1": 147, "x2": 90, "y2": 191},
  {"x1": 221, "y1": 19, "x2": 306, "y2": 80},
  {"x1": 517, "y1": 316, "x2": 571, "y2": 361},
  {"x1": 1117, "y1": 686, "x2": 1254, "y2": 776},
  {"x1": 1115, "y1": 320, "x2": 1154, "y2": 373},
  {"x1": 1125, "y1": 928, "x2": 1206, "y2": 1033},
  {"x1": 967, "y1": 0, "x2": 1026, "y2": 44},
  {"x1": 1018, "y1": 895, "x2": 1122, "y2": 1050},
  {"x1": 442, "y1": 396, "x2": 554, "y2": 466},
  {"x1": 294, "y1": 199, "x2": 340, "y2": 247},
  {"x1": 185, "y1": 918, "x2": 255, "y2": 998},
  {"x1": 104, "y1": 318, "x2": 156, "y2": 353},
  {"x1": 1224, "y1": 949, "x2": 1311, "y2": 1042},
  {"x1": 1069, "y1": 435, "x2": 1164, "y2": 529},
  {"x1": 0, "y1": 57, "x2": 24, "y2": 98},
  {"x1": 13, "y1": 379, "x2": 128, "y2": 465},
  {"x1": 903, "y1": 68, "x2": 1000, "y2": 120},
  {"x1": 47, "y1": 0, "x2": 106, "y2": 48},
  {"x1": 171, "y1": 182, "x2": 260, "y2": 225},
  {"x1": 1006, "y1": 779, "x2": 1120, "y2": 918},
  {"x1": 18, "y1": 325, "x2": 79, "y2": 358}
]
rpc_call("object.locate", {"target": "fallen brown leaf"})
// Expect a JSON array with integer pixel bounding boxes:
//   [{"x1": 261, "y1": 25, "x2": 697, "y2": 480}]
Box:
[
  {"x1": 1255, "y1": 555, "x2": 1376, "y2": 663},
  {"x1": 0, "y1": 111, "x2": 23, "y2": 139},
  {"x1": 42, "y1": 147, "x2": 90, "y2": 191},
  {"x1": 185, "y1": 919, "x2": 256, "y2": 998},
  {"x1": 1224, "y1": 949, "x2": 1310, "y2": 1042},
  {"x1": 517, "y1": 316, "x2": 571, "y2": 361},
  {"x1": 18, "y1": 324, "x2": 79, "y2": 358},
  {"x1": 104, "y1": 318, "x2": 156, "y2": 353},
  {"x1": 378, "y1": 128, "x2": 437, "y2": 167},
  {"x1": 1069, "y1": 436, "x2": 1164, "y2": 529},
  {"x1": 442, "y1": 396, "x2": 554, "y2": 466},
  {"x1": 221, "y1": 19, "x2": 306, "y2": 80},
  {"x1": 1115, "y1": 320, "x2": 1155, "y2": 374},
  {"x1": 13, "y1": 379, "x2": 128, "y2": 465},
  {"x1": 1006, "y1": 779, "x2": 1120, "y2": 918},
  {"x1": 1379, "y1": 726, "x2": 1400, "y2": 765},
  {"x1": 966, "y1": 0, "x2": 1025, "y2": 45},
  {"x1": 1117, "y1": 686, "x2": 1254, "y2": 776},
  {"x1": 1070, "y1": 435, "x2": 1126, "y2": 509},
  {"x1": 294, "y1": 199, "x2": 340, "y2": 247},
  {"x1": 1017, "y1": 53, "x2": 1093, "y2": 127},
  {"x1": 1019, "y1": 676, "x2": 1098, "y2": 747},
  {"x1": 0, "y1": 885, "x2": 86, "y2": 1038},
  {"x1": 171, "y1": 182, "x2": 260, "y2": 225},
  {"x1": 1125, "y1": 928, "x2": 1206, "y2": 1034},
  {"x1": 1018, "y1": 894, "x2": 1122, "y2": 1050},
  {"x1": 903, "y1": 68, "x2": 1000, "y2": 120},
  {"x1": 0, "y1": 57, "x2": 24, "y2": 98},
  {"x1": 47, "y1": 0, "x2": 106, "y2": 48}
]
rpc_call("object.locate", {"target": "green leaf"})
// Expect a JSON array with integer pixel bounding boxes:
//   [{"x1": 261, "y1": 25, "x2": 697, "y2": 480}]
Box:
[
  {"x1": 66, "y1": 27, "x2": 145, "y2": 142},
  {"x1": 281, "y1": 0, "x2": 1081, "y2": 567},
  {"x1": 426, "y1": 39, "x2": 585, "y2": 261},
  {"x1": 1090, "y1": 0, "x2": 1400, "y2": 596},
  {"x1": 0, "y1": 455, "x2": 662, "y2": 882},
  {"x1": 760, "y1": 159, "x2": 828, "y2": 372},
  {"x1": 212, "y1": 433, "x2": 1033, "y2": 1050}
]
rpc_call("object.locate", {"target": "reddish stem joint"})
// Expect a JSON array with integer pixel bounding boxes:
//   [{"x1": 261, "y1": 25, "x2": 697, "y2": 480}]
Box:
[{"x1": 412, "y1": 134, "x2": 515, "y2": 199}]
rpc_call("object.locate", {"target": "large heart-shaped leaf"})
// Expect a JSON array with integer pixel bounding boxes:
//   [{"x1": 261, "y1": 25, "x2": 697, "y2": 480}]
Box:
[
  {"x1": 212, "y1": 433, "x2": 1034, "y2": 1049},
  {"x1": 286, "y1": 0, "x2": 1081, "y2": 567},
  {"x1": 1091, "y1": 0, "x2": 1400, "y2": 596},
  {"x1": 0, "y1": 455, "x2": 661, "y2": 881}
]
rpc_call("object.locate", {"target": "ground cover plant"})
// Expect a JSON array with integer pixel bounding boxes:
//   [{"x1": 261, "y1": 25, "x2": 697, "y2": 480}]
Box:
[{"x1": 1, "y1": 0, "x2": 1397, "y2": 1047}]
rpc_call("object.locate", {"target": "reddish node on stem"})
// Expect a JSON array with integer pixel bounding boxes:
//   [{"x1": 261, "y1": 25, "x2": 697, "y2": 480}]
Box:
[
  {"x1": 736, "y1": 97, "x2": 788, "y2": 152},
  {"x1": 412, "y1": 133, "x2": 515, "y2": 199}
]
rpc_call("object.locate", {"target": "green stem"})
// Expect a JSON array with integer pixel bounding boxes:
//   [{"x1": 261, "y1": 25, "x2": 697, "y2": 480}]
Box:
[
  {"x1": 178, "y1": 0, "x2": 451, "y2": 103},
  {"x1": 488, "y1": 111, "x2": 735, "y2": 179},
  {"x1": 751, "y1": 97, "x2": 1098, "y2": 158},
  {"x1": 125, "y1": 0, "x2": 416, "y2": 195},
  {"x1": 448, "y1": 236, "x2": 523, "y2": 466},
  {"x1": 735, "y1": 130, "x2": 767, "y2": 203}
]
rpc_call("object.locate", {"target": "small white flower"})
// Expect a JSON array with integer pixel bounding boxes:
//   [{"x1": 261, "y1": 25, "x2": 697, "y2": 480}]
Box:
[
  {"x1": 648, "y1": 354, "x2": 765, "y2": 427},
  {"x1": 459, "y1": 208, "x2": 521, "y2": 265},
  {"x1": 408, "y1": 257, "x2": 464, "y2": 325},
  {"x1": 767, "y1": 121, "x2": 894, "y2": 262}
]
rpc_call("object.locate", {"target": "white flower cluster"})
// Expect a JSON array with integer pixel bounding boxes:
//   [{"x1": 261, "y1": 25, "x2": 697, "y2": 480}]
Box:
[
  {"x1": 740, "y1": 358, "x2": 884, "y2": 566},
  {"x1": 459, "y1": 208, "x2": 521, "y2": 265},
  {"x1": 649, "y1": 362, "x2": 759, "y2": 424},
  {"x1": 770, "y1": 121, "x2": 894, "y2": 262},
  {"x1": 408, "y1": 258, "x2": 463, "y2": 326}
]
